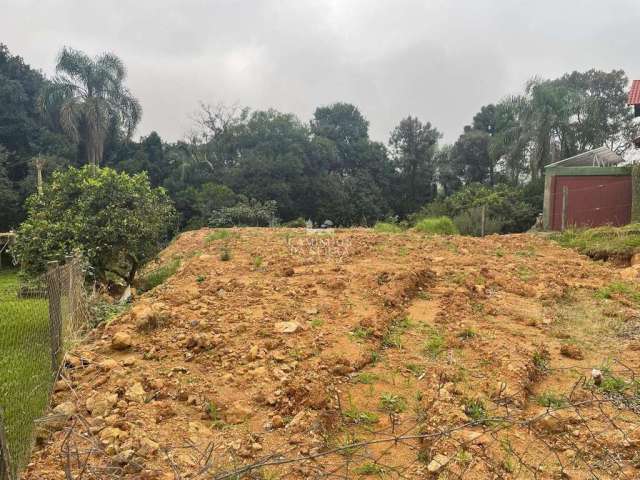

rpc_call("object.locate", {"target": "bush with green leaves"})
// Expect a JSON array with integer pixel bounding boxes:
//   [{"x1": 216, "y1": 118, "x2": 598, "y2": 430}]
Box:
[
  {"x1": 414, "y1": 182, "x2": 541, "y2": 234},
  {"x1": 208, "y1": 198, "x2": 278, "y2": 227},
  {"x1": 13, "y1": 166, "x2": 177, "y2": 284},
  {"x1": 414, "y1": 216, "x2": 458, "y2": 235}
]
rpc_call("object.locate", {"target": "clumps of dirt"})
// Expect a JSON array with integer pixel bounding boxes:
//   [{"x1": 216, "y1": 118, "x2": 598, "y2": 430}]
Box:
[{"x1": 24, "y1": 229, "x2": 640, "y2": 479}]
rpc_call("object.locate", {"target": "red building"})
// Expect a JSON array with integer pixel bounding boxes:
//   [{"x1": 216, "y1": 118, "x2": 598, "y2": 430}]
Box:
[{"x1": 542, "y1": 147, "x2": 631, "y2": 230}]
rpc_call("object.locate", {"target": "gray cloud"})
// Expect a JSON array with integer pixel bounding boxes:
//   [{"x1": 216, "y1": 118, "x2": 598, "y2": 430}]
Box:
[{"x1": 2, "y1": 0, "x2": 640, "y2": 143}]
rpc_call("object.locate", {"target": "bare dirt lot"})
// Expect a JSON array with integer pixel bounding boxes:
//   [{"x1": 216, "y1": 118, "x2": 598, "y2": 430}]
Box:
[{"x1": 25, "y1": 229, "x2": 640, "y2": 479}]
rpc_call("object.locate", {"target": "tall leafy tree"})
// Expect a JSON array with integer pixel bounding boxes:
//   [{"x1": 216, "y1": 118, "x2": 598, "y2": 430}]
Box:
[
  {"x1": 389, "y1": 116, "x2": 441, "y2": 215},
  {"x1": 41, "y1": 47, "x2": 142, "y2": 168}
]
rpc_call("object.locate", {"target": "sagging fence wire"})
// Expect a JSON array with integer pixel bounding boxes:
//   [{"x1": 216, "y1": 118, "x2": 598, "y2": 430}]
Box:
[{"x1": 0, "y1": 257, "x2": 91, "y2": 479}]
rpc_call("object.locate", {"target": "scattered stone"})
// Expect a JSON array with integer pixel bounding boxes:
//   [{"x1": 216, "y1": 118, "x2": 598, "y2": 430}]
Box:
[
  {"x1": 427, "y1": 453, "x2": 449, "y2": 473},
  {"x1": 226, "y1": 401, "x2": 253, "y2": 424},
  {"x1": 112, "y1": 449, "x2": 135, "y2": 465},
  {"x1": 125, "y1": 382, "x2": 146, "y2": 403},
  {"x1": 138, "y1": 437, "x2": 160, "y2": 458},
  {"x1": 274, "y1": 321, "x2": 301, "y2": 333},
  {"x1": 283, "y1": 267, "x2": 295, "y2": 277},
  {"x1": 98, "y1": 358, "x2": 119, "y2": 371},
  {"x1": 111, "y1": 331, "x2": 132, "y2": 351},
  {"x1": 247, "y1": 344, "x2": 260, "y2": 361},
  {"x1": 270, "y1": 414, "x2": 285, "y2": 428},
  {"x1": 86, "y1": 392, "x2": 119, "y2": 417},
  {"x1": 560, "y1": 344, "x2": 584, "y2": 360}
]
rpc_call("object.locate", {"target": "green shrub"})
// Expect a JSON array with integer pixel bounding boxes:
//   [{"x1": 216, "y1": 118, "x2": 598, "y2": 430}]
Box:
[
  {"x1": 13, "y1": 166, "x2": 177, "y2": 284},
  {"x1": 413, "y1": 182, "x2": 540, "y2": 234},
  {"x1": 282, "y1": 217, "x2": 307, "y2": 228},
  {"x1": 204, "y1": 229, "x2": 234, "y2": 244},
  {"x1": 137, "y1": 258, "x2": 181, "y2": 292},
  {"x1": 374, "y1": 222, "x2": 403, "y2": 233},
  {"x1": 414, "y1": 216, "x2": 458, "y2": 235},
  {"x1": 453, "y1": 207, "x2": 505, "y2": 236},
  {"x1": 208, "y1": 198, "x2": 278, "y2": 227},
  {"x1": 553, "y1": 224, "x2": 640, "y2": 261}
]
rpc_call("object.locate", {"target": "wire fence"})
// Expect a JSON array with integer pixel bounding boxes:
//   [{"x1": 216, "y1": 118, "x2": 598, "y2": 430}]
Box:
[{"x1": 0, "y1": 257, "x2": 91, "y2": 479}]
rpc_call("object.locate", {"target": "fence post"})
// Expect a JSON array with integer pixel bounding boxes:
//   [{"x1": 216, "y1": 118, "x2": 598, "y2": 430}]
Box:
[
  {"x1": 47, "y1": 261, "x2": 63, "y2": 373},
  {"x1": 0, "y1": 411, "x2": 15, "y2": 480},
  {"x1": 561, "y1": 186, "x2": 568, "y2": 232},
  {"x1": 480, "y1": 204, "x2": 486, "y2": 237}
]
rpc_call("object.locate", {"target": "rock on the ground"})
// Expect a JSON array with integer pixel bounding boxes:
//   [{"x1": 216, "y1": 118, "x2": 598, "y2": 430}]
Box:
[
  {"x1": 111, "y1": 331, "x2": 132, "y2": 351},
  {"x1": 427, "y1": 453, "x2": 449, "y2": 473},
  {"x1": 125, "y1": 382, "x2": 147, "y2": 403},
  {"x1": 560, "y1": 344, "x2": 584, "y2": 360},
  {"x1": 86, "y1": 392, "x2": 119, "y2": 417},
  {"x1": 274, "y1": 321, "x2": 301, "y2": 333}
]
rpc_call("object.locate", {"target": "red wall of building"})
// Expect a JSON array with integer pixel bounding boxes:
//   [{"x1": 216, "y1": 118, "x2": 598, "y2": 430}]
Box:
[{"x1": 550, "y1": 175, "x2": 631, "y2": 230}]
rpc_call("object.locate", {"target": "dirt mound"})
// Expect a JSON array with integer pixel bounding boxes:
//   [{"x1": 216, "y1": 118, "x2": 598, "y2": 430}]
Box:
[{"x1": 25, "y1": 229, "x2": 640, "y2": 479}]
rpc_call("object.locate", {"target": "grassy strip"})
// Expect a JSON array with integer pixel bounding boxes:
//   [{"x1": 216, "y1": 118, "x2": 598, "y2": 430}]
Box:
[
  {"x1": 552, "y1": 223, "x2": 640, "y2": 261},
  {"x1": 0, "y1": 270, "x2": 51, "y2": 474}
]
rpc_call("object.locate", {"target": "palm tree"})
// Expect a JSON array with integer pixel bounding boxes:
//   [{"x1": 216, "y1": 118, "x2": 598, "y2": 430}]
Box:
[{"x1": 41, "y1": 47, "x2": 142, "y2": 169}]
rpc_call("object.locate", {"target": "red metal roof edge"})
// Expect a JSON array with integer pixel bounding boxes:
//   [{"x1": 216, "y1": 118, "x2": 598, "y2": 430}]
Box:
[{"x1": 628, "y1": 80, "x2": 640, "y2": 105}]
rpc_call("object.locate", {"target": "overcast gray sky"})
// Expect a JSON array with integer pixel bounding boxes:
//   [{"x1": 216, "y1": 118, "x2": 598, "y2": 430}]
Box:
[{"x1": 2, "y1": 0, "x2": 639, "y2": 144}]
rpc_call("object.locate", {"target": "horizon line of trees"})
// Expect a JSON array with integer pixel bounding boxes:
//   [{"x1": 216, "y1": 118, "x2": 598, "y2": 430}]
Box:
[{"x1": 1, "y1": 43, "x2": 638, "y2": 234}]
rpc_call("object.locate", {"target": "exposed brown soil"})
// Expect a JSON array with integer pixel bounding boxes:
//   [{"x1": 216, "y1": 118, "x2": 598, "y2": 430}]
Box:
[{"x1": 25, "y1": 229, "x2": 640, "y2": 479}]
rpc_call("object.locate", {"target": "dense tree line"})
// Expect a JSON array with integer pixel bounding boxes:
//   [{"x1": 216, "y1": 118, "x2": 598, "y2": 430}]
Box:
[{"x1": 0, "y1": 44, "x2": 637, "y2": 234}]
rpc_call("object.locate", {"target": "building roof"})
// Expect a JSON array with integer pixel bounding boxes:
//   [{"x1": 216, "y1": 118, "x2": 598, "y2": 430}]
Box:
[
  {"x1": 629, "y1": 80, "x2": 640, "y2": 105},
  {"x1": 545, "y1": 146, "x2": 624, "y2": 169}
]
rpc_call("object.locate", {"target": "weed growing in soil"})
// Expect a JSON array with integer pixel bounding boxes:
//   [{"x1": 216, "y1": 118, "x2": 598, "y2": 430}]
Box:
[
  {"x1": 253, "y1": 255, "x2": 263, "y2": 268},
  {"x1": 137, "y1": 258, "x2": 181, "y2": 292},
  {"x1": 423, "y1": 329, "x2": 446, "y2": 358},
  {"x1": 344, "y1": 401, "x2": 380, "y2": 425},
  {"x1": 458, "y1": 327, "x2": 477, "y2": 340},
  {"x1": 379, "y1": 393, "x2": 407, "y2": 413},
  {"x1": 595, "y1": 281, "x2": 640, "y2": 305},
  {"x1": 405, "y1": 363, "x2": 425, "y2": 377},
  {"x1": 464, "y1": 398, "x2": 488, "y2": 423},
  {"x1": 536, "y1": 391, "x2": 567, "y2": 408},
  {"x1": 205, "y1": 230, "x2": 234, "y2": 244},
  {"x1": 532, "y1": 346, "x2": 550, "y2": 372},
  {"x1": 374, "y1": 222, "x2": 403, "y2": 233},
  {"x1": 220, "y1": 247, "x2": 232, "y2": 261},
  {"x1": 351, "y1": 326, "x2": 373, "y2": 341},
  {"x1": 354, "y1": 372, "x2": 379, "y2": 384},
  {"x1": 414, "y1": 216, "x2": 459, "y2": 235},
  {"x1": 310, "y1": 318, "x2": 324, "y2": 328},
  {"x1": 196, "y1": 275, "x2": 205, "y2": 283},
  {"x1": 354, "y1": 462, "x2": 386, "y2": 476}
]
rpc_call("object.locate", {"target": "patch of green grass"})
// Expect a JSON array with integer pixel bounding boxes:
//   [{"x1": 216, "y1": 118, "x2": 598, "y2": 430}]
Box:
[
  {"x1": 0, "y1": 270, "x2": 51, "y2": 475},
  {"x1": 516, "y1": 265, "x2": 534, "y2": 281},
  {"x1": 204, "y1": 229, "x2": 235, "y2": 244},
  {"x1": 595, "y1": 281, "x2": 640, "y2": 305},
  {"x1": 423, "y1": 329, "x2": 446, "y2": 358},
  {"x1": 536, "y1": 391, "x2": 567, "y2": 408},
  {"x1": 344, "y1": 403, "x2": 380, "y2": 425},
  {"x1": 379, "y1": 393, "x2": 407, "y2": 413},
  {"x1": 310, "y1": 318, "x2": 324, "y2": 328},
  {"x1": 137, "y1": 258, "x2": 181, "y2": 292},
  {"x1": 458, "y1": 327, "x2": 477, "y2": 340},
  {"x1": 553, "y1": 223, "x2": 640, "y2": 260},
  {"x1": 373, "y1": 222, "x2": 403, "y2": 234},
  {"x1": 405, "y1": 363, "x2": 425, "y2": 377},
  {"x1": 354, "y1": 372, "x2": 379, "y2": 384},
  {"x1": 532, "y1": 348, "x2": 550, "y2": 372},
  {"x1": 351, "y1": 326, "x2": 373, "y2": 341},
  {"x1": 252, "y1": 255, "x2": 263, "y2": 268},
  {"x1": 414, "y1": 216, "x2": 459, "y2": 235},
  {"x1": 196, "y1": 275, "x2": 206, "y2": 283},
  {"x1": 464, "y1": 398, "x2": 487, "y2": 423},
  {"x1": 354, "y1": 462, "x2": 386, "y2": 476}
]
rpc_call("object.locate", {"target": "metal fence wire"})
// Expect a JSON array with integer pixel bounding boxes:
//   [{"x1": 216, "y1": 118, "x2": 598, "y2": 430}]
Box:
[{"x1": 0, "y1": 257, "x2": 90, "y2": 479}]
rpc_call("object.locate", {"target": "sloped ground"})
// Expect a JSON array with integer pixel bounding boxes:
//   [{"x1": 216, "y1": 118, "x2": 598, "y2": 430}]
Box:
[{"x1": 24, "y1": 229, "x2": 640, "y2": 479}]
